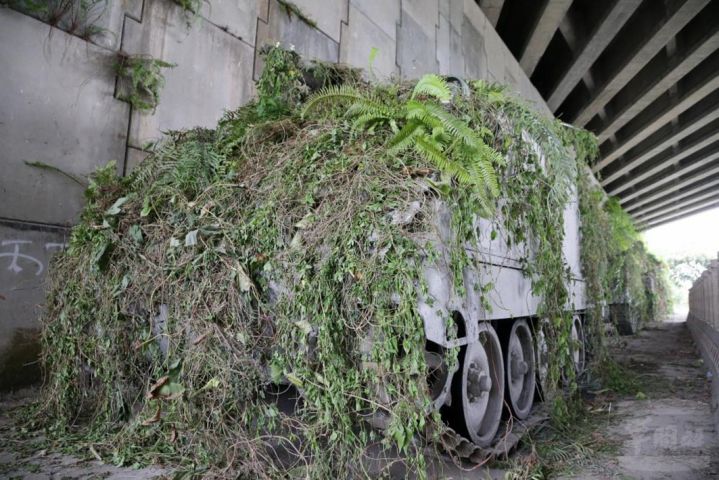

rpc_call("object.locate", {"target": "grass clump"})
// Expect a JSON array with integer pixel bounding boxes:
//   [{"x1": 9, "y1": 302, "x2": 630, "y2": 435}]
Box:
[
  {"x1": 3, "y1": 0, "x2": 107, "y2": 40},
  {"x1": 595, "y1": 358, "x2": 645, "y2": 397},
  {"x1": 26, "y1": 45, "x2": 664, "y2": 478}
]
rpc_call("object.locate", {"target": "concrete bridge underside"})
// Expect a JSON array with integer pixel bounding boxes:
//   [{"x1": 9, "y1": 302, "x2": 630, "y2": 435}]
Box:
[{"x1": 480, "y1": 0, "x2": 719, "y2": 228}]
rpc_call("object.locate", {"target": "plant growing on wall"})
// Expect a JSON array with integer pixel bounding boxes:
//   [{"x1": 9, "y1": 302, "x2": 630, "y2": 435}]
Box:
[
  {"x1": 3, "y1": 0, "x2": 107, "y2": 40},
  {"x1": 172, "y1": 0, "x2": 203, "y2": 14},
  {"x1": 115, "y1": 53, "x2": 175, "y2": 112},
  {"x1": 256, "y1": 44, "x2": 306, "y2": 117},
  {"x1": 277, "y1": 0, "x2": 317, "y2": 27}
]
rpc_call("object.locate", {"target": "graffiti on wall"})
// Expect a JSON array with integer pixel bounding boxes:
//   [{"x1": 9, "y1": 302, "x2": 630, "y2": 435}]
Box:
[{"x1": 0, "y1": 240, "x2": 69, "y2": 276}]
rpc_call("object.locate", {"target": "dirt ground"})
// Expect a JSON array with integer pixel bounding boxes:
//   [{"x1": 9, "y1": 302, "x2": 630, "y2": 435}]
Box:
[
  {"x1": 1, "y1": 320, "x2": 717, "y2": 479},
  {"x1": 561, "y1": 320, "x2": 719, "y2": 480},
  {"x1": 0, "y1": 388, "x2": 167, "y2": 479}
]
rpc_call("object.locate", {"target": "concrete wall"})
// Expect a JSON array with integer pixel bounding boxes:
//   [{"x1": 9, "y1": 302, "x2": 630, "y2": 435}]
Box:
[
  {"x1": 687, "y1": 256, "x2": 719, "y2": 430},
  {"x1": 0, "y1": 0, "x2": 549, "y2": 390},
  {"x1": 689, "y1": 257, "x2": 719, "y2": 334}
]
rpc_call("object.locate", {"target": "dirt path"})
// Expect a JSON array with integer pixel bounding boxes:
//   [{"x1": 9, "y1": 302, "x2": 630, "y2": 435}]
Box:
[{"x1": 565, "y1": 321, "x2": 719, "y2": 479}]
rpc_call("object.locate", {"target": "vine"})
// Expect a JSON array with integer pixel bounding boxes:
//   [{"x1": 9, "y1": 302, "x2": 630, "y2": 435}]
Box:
[{"x1": 576, "y1": 139, "x2": 671, "y2": 366}]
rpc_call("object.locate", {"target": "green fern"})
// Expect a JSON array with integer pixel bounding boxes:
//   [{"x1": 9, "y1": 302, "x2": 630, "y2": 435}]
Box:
[
  {"x1": 302, "y1": 75, "x2": 502, "y2": 209},
  {"x1": 387, "y1": 120, "x2": 423, "y2": 153},
  {"x1": 410, "y1": 74, "x2": 452, "y2": 102},
  {"x1": 302, "y1": 85, "x2": 395, "y2": 119}
]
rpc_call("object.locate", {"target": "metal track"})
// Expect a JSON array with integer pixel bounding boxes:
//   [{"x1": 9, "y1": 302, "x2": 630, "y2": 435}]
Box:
[{"x1": 436, "y1": 408, "x2": 549, "y2": 463}]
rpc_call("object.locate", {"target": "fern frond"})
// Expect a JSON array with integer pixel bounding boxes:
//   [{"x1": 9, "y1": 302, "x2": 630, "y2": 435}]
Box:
[
  {"x1": 301, "y1": 85, "x2": 365, "y2": 117},
  {"x1": 131, "y1": 142, "x2": 179, "y2": 189},
  {"x1": 463, "y1": 143, "x2": 501, "y2": 197},
  {"x1": 345, "y1": 95, "x2": 397, "y2": 120},
  {"x1": 423, "y1": 103, "x2": 481, "y2": 150},
  {"x1": 387, "y1": 120, "x2": 423, "y2": 153},
  {"x1": 411, "y1": 74, "x2": 451, "y2": 102},
  {"x1": 404, "y1": 100, "x2": 443, "y2": 131},
  {"x1": 414, "y1": 135, "x2": 472, "y2": 184},
  {"x1": 352, "y1": 113, "x2": 386, "y2": 130},
  {"x1": 469, "y1": 154, "x2": 500, "y2": 196},
  {"x1": 472, "y1": 184, "x2": 495, "y2": 217}
]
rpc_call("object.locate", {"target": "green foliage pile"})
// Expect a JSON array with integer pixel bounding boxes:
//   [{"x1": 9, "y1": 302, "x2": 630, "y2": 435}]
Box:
[
  {"x1": 577, "y1": 162, "x2": 672, "y2": 354},
  {"x1": 303, "y1": 75, "x2": 503, "y2": 215},
  {"x1": 30, "y1": 46, "x2": 658, "y2": 477}
]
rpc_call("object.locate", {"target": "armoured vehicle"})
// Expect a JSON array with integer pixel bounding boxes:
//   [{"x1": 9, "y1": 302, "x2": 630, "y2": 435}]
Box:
[
  {"x1": 39, "y1": 62, "x2": 595, "y2": 471},
  {"x1": 412, "y1": 185, "x2": 587, "y2": 454}
]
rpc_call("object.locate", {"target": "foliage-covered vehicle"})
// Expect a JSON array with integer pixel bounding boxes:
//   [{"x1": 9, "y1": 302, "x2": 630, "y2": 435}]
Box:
[
  {"x1": 31, "y1": 47, "x2": 663, "y2": 478},
  {"x1": 602, "y1": 200, "x2": 672, "y2": 334}
]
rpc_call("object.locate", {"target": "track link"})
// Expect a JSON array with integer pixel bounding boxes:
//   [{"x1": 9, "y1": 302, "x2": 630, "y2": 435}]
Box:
[{"x1": 437, "y1": 408, "x2": 549, "y2": 463}]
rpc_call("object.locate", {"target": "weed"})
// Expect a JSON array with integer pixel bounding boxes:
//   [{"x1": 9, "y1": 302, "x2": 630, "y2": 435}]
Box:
[
  {"x1": 277, "y1": 0, "x2": 316, "y2": 27},
  {"x1": 502, "y1": 402, "x2": 620, "y2": 478},
  {"x1": 115, "y1": 53, "x2": 175, "y2": 112},
  {"x1": 171, "y1": 0, "x2": 203, "y2": 15},
  {"x1": 3, "y1": 0, "x2": 108, "y2": 40},
  {"x1": 597, "y1": 358, "x2": 645, "y2": 396}
]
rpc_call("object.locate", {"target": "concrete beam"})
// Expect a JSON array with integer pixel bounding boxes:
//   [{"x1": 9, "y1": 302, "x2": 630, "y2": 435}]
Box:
[
  {"x1": 558, "y1": 12, "x2": 599, "y2": 94},
  {"x1": 636, "y1": 188, "x2": 719, "y2": 222},
  {"x1": 607, "y1": 128, "x2": 719, "y2": 195},
  {"x1": 573, "y1": 0, "x2": 709, "y2": 127},
  {"x1": 547, "y1": 0, "x2": 642, "y2": 112},
  {"x1": 602, "y1": 109, "x2": 719, "y2": 189},
  {"x1": 479, "y1": 0, "x2": 504, "y2": 27},
  {"x1": 620, "y1": 157, "x2": 719, "y2": 206},
  {"x1": 624, "y1": 159, "x2": 719, "y2": 212},
  {"x1": 642, "y1": 200, "x2": 719, "y2": 229},
  {"x1": 596, "y1": 29, "x2": 719, "y2": 143},
  {"x1": 643, "y1": 194, "x2": 719, "y2": 228},
  {"x1": 628, "y1": 177, "x2": 719, "y2": 217},
  {"x1": 593, "y1": 73, "x2": 719, "y2": 171},
  {"x1": 519, "y1": 0, "x2": 573, "y2": 76}
]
